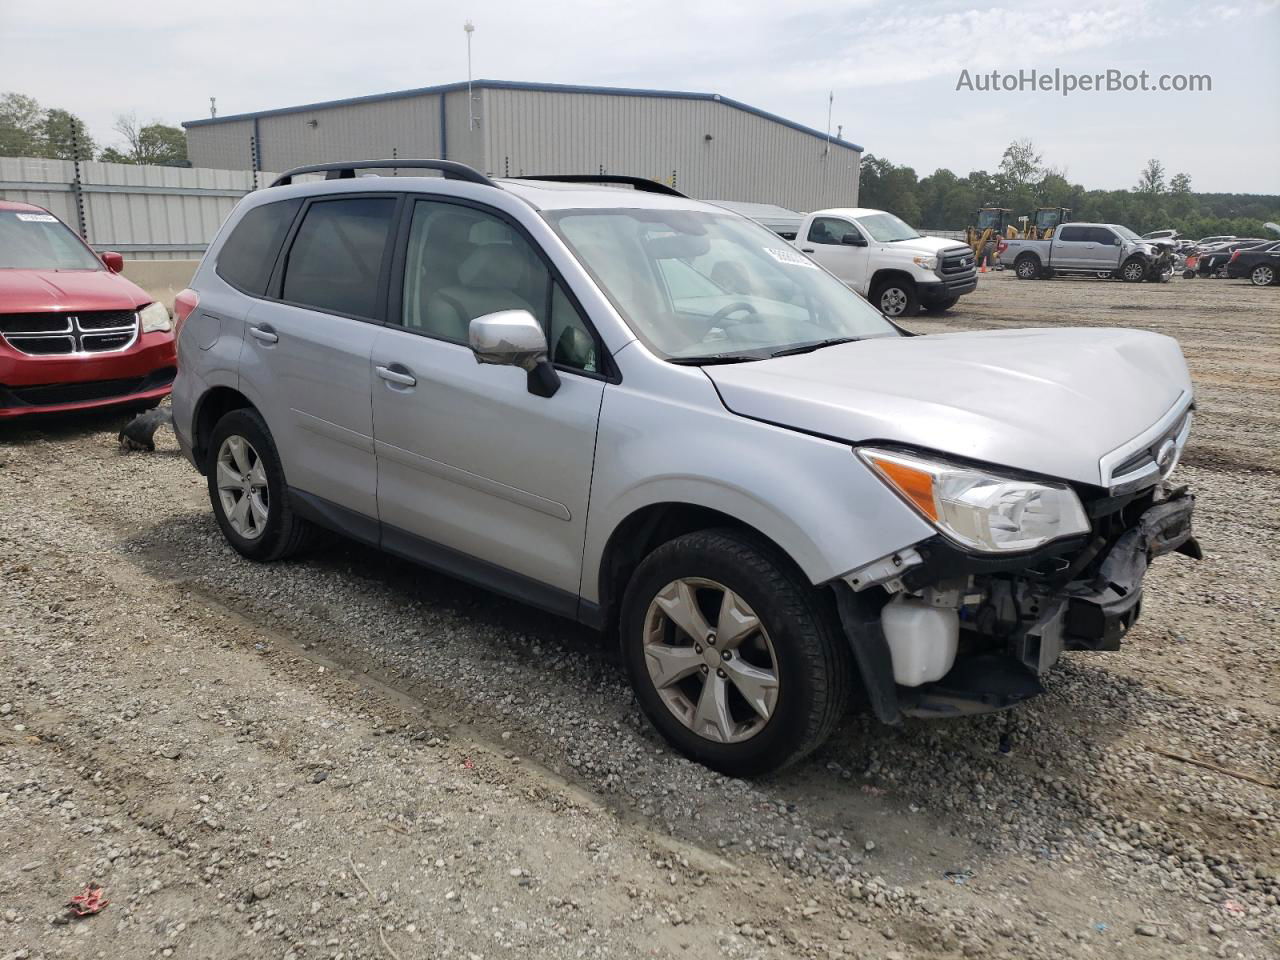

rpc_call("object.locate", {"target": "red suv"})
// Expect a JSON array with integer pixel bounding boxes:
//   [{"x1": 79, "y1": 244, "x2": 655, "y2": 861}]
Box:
[{"x1": 1, "y1": 201, "x2": 177, "y2": 419}]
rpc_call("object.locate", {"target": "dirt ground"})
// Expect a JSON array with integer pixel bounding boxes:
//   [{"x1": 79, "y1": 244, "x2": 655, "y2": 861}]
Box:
[{"x1": 1, "y1": 270, "x2": 1276, "y2": 960}]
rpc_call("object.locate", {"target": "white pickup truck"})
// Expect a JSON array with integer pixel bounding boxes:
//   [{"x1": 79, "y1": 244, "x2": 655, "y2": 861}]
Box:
[{"x1": 790, "y1": 208, "x2": 978, "y2": 316}]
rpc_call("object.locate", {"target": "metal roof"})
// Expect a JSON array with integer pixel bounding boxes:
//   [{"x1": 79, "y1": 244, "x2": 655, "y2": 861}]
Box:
[{"x1": 182, "y1": 78, "x2": 863, "y2": 152}]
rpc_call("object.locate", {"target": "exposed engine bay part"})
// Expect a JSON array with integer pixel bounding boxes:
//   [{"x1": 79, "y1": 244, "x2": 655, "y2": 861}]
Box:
[{"x1": 843, "y1": 546, "x2": 924, "y2": 593}]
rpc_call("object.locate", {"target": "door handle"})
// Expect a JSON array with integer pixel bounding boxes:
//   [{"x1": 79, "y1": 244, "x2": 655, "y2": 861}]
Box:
[
  {"x1": 248, "y1": 325, "x2": 278, "y2": 344},
  {"x1": 800, "y1": 248, "x2": 815, "y2": 253},
  {"x1": 376, "y1": 365, "x2": 417, "y2": 387}
]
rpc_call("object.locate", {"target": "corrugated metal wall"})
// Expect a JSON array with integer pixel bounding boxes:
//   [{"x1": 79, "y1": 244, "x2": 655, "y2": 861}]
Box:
[
  {"x1": 483, "y1": 89, "x2": 859, "y2": 211},
  {"x1": 0, "y1": 157, "x2": 271, "y2": 259},
  {"x1": 183, "y1": 86, "x2": 860, "y2": 211}
]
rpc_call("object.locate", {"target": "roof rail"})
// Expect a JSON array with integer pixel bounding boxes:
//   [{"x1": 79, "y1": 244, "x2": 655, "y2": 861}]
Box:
[
  {"x1": 517, "y1": 174, "x2": 686, "y2": 197},
  {"x1": 269, "y1": 159, "x2": 497, "y2": 188}
]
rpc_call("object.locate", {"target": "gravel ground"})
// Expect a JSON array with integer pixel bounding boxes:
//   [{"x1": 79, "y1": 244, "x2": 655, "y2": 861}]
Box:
[{"x1": 1, "y1": 270, "x2": 1277, "y2": 960}]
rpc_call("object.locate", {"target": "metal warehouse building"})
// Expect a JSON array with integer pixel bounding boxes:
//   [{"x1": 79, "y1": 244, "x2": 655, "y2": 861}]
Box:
[{"x1": 183, "y1": 80, "x2": 862, "y2": 211}]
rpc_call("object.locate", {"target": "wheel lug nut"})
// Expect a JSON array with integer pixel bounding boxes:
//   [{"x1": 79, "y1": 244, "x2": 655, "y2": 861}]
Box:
[
  {"x1": 700, "y1": 664, "x2": 709, "y2": 674},
  {"x1": 721, "y1": 650, "x2": 731, "y2": 660},
  {"x1": 716, "y1": 668, "x2": 727, "y2": 679},
  {"x1": 706, "y1": 635, "x2": 716, "y2": 646},
  {"x1": 694, "y1": 644, "x2": 703, "y2": 654}
]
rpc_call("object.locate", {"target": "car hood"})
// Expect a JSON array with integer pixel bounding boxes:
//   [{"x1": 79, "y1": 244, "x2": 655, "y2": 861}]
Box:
[
  {"x1": 704, "y1": 327, "x2": 1192, "y2": 487},
  {"x1": 0, "y1": 268, "x2": 148, "y2": 313},
  {"x1": 873, "y1": 235, "x2": 963, "y2": 256}
]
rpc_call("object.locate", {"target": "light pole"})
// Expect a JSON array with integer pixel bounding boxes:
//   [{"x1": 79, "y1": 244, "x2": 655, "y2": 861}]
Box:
[{"x1": 464, "y1": 20, "x2": 476, "y2": 131}]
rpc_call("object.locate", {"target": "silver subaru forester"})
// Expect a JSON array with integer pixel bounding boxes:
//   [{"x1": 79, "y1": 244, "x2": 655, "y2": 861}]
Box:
[{"x1": 172, "y1": 160, "x2": 1199, "y2": 775}]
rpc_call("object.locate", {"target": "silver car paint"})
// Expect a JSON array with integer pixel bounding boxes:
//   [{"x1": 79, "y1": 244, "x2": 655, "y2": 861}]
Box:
[{"x1": 175, "y1": 174, "x2": 1195, "y2": 614}]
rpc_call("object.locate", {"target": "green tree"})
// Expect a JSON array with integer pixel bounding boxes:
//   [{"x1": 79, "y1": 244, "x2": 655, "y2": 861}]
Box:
[
  {"x1": 1169, "y1": 172, "x2": 1192, "y2": 195},
  {"x1": 1136, "y1": 159, "x2": 1166, "y2": 194},
  {"x1": 998, "y1": 139, "x2": 1043, "y2": 191},
  {"x1": 100, "y1": 113, "x2": 188, "y2": 166},
  {"x1": 0, "y1": 92, "x2": 44, "y2": 156},
  {"x1": 41, "y1": 108, "x2": 95, "y2": 160}
]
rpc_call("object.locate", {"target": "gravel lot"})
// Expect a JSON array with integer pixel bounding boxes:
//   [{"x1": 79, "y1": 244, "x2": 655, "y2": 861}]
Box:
[{"x1": 1, "y1": 270, "x2": 1276, "y2": 960}]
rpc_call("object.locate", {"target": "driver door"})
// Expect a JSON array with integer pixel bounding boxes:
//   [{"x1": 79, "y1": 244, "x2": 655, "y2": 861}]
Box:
[{"x1": 798, "y1": 217, "x2": 871, "y2": 293}]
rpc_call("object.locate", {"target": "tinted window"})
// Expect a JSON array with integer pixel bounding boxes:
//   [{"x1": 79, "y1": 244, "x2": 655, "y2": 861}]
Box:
[
  {"x1": 399, "y1": 199, "x2": 599, "y2": 372},
  {"x1": 216, "y1": 199, "x2": 301, "y2": 294},
  {"x1": 1089, "y1": 227, "x2": 1119, "y2": 244},
  {"x1": 807, "y1": 217, "x2": 863, "y2": 245},
  {"x1": 281, "y1": 197, "x2": 396, "y2": 318},
  {"x1": 1057, "y1": 226, "x2": 1086, "y2": 242}
]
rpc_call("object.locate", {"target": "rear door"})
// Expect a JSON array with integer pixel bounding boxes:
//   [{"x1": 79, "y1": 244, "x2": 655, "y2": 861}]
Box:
[
  {"x1": 798, "y1": 217, "x2": 870, "y2": 292},
  {"x1": 370, "y1": 196, "x2": 607, "y2": 610},
  {"x1": 239, "y1": 193, "x2": 400, "y2": 520}
]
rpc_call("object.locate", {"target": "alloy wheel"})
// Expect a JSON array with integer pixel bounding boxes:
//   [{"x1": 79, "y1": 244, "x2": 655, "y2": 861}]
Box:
[
  {"x1": 642, "y1": 578, "x2": 779, "y2": 744},
  {"x1": 216, "y1": 435, "x2": 270, "y2": 540},
  {"x1": 1016, "y1": 259, "x2": 1037, "y2": 279},
  {"x1": 1123, "y1": 261, "x2": 1145, "y2": 281},
  {"x1": 879, "y1": 287, "x2": 908, "y2": 316},
  {"x1": 1253, "y1": 265, "x2": 1275, "y2": 286}
]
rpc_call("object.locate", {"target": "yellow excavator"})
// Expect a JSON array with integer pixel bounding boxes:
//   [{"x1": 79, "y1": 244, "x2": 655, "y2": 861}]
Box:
[
  {"x1": 1022, "y1": 207, "x2": 1072, "y2": 240},
  {"x1": 965, "y1": 208, "x2": 1016, "y2": 266}
]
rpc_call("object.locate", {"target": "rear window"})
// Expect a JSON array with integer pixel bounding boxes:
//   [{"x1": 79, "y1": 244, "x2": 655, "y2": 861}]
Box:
[
  {"x1": 280, "y1": 197, "x2": 396, "y2": 318},
  {"x1": 0, "y1": 209, "x2": 102, "y2": 270},
  {"x1": 216, "y1": 198, "x2": 302, "y2": 295},
  {"x1": 1057, "y1": 226, "x2": 1086, "y2": 242}
]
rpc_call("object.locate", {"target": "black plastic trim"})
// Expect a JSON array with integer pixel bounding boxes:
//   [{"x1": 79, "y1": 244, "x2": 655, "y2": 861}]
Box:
[
  {"x1": 271, "y1": 159, "x2": 496, "y2": 189},
  {"x1": 832, "y1": 582, "x2": 901, "y2": 725},
  {"x1": 518, "y1": 174, "x2": 686, "y2": 197}
]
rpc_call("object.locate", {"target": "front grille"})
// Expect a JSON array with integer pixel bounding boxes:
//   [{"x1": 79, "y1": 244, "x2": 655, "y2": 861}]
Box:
[
  {"x1": 1109, "y1": 408, "x2": 1193, "y2": 492},
  {"x1": 1, "y1": 310, "x2": 137, "y2": 357},
  {"x1": 939, "y1": 246, "x2": 977, "y2": 276}
]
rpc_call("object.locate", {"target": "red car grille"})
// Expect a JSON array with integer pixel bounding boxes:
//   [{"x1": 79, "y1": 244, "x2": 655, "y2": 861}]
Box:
[{"x1": 0, "y1": 310, "x2": 138, "y2": 356}]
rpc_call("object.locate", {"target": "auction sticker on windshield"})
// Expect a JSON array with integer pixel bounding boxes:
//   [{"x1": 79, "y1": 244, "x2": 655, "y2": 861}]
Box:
[
  {"x1": 764, "y1": 246, "x2": 818, "y2": 268},
  {"x1": 15, "y1": 213, "x2": 59, "y2": 222}
]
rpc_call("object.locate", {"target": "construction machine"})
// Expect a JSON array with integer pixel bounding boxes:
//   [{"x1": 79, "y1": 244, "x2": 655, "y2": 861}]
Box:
[
  {"x1": 965, "y1": 207, "x2": 1014, "y2": 266},
  {"x1": 1023, "y1": 207, "x2": 1072, "y2": 240}
]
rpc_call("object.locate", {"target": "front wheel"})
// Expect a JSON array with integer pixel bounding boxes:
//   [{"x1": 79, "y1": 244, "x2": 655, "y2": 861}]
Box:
[
  {"x1": 621, "y1": 529, "x2": 850, "y2": 777},
  {"x1": 1120, "y1": 257, "x2": 1148, "y2": 282},
  {"x1": 206, "y1": 408, "x2": 316, "y2": 562},
  {"x1": 871, "y1": 279, "x2": 920, "y2": 317},
  {"x1": 1251, "y1": 264, "x2": 1277, "y2": 286}
]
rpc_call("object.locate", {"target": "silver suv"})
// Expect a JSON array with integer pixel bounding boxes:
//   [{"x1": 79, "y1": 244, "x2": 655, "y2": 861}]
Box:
[{"x1": 173, "y1": 160, "x2": 1199, "y2": 775}]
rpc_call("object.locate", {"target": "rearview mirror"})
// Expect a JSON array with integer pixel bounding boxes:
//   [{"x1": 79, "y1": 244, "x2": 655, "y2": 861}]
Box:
[
  {"x1": 100, "y1": 251, "x2": 124, "y2": 273},
  {"x1": 469, "y1": 309, "x2": 560, "y2": 398},
  {"x1": 840, "y1": 235, "x2": 867, "y2": 247}
]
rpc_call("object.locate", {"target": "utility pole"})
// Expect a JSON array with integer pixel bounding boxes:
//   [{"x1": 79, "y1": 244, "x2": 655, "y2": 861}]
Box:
[
  {"x1": 210, "y1": 97, "x2": 217, "y2": 119},
  {"x1": 464, "y1": 20, "x2": 476, "y2": 130},
  {"x1": 824, "y1": 91, "x2": 833, "y2": 155}
]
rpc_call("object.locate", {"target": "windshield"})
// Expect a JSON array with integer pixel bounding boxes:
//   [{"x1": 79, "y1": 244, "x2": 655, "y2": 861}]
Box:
[
  {"x1": 855, "y1": 212, "x2": 921, "y2": 243},
  {"x1": 546, "y1": 208, "x2": 898, "y2": 361},
  {"x1": 0, "y1": 210, "x2": 103, "y2": 270},
  {"x1": 1113, "y1": 225, "x2": 1141, "y2": 241}
]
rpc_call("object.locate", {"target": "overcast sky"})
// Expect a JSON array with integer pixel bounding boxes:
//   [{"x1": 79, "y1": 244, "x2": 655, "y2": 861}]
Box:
[{"x1": 4, "y1": 0, "x2": 1277, "y2": 193}]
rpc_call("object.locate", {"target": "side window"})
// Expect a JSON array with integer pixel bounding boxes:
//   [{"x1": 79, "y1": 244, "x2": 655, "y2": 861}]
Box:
[
  {"x1": 216, "y1": 198, "x2": 302, "y2": 294},
  {"x1": 1057, "y1": 226, "x2": 1086, "y2": 242},
  {"x1": 280, "y1": 197, "x2": 396, "y2": 318},
  {"x1": 400, "y1": 200, "x2": 599, "y2": 372},
  {"x1": 807, "y1": 217, "x2": 861, "y2": 245},
  {"x1": 1091, "y1": 227, "x2": 1119, "y2": 245}
]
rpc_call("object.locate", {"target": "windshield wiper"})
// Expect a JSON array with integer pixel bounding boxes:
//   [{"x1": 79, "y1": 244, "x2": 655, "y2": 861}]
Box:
[
  {"x1": 667, "y1": 353, "x2": 764, "y2": 366},
  {"x1": 769, "y1": 337, "x2": 860, "y2": 358}
]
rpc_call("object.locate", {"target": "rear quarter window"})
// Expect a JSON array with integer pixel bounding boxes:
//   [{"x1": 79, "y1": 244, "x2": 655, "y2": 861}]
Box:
[{"x1": 215, "y1": 198, "x2": 302, "y2": 295}]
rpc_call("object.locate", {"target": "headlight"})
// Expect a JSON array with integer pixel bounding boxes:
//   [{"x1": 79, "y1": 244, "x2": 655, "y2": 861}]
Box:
[
  {"x1": 912, "y1": 255, "x2": 938, "y2": 270},
  {"x1": 857, "y1": 447, "x2": 1090, "y2": 553},
  {"x1": 139, "y1": 301, "x2": 172, "y2": 333}
]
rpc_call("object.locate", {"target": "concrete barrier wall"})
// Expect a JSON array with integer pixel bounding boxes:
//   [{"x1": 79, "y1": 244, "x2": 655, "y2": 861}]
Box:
[{"x1": 122, "y1": 260, "x2": 199, "y2": 313}]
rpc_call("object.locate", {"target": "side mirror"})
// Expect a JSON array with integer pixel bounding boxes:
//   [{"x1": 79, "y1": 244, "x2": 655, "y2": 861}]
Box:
[
  {"x1": 101, "y1": 251, "x2": 125, "y2": 273},
  {"x1": 841, "y1": 235, "x2": 868, "y2": 247},
  {"x1": 469, "y1": 309, "x2": 561, "y2": 398}
]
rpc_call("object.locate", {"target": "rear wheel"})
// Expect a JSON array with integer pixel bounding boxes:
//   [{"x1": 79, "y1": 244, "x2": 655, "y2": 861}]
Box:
[
  {"x1": 1120, "y1": 257, "x2": 1148, "y2": 282},
  {"x1": 1251, "y1": 264, "x2": 1277, "y2": 286},
  {"x1": 871, "y1": 278, "x2": 919, "y2": 317},
  {"x1": 206, "y1": 408, "x2": 315, "y2": 562},
  {"x1": 621, "y1": 529, "x2": 850, "y2": 777},
  {"x1": 1014, "y1": 255, "x2": 1041, "y2": 280}
]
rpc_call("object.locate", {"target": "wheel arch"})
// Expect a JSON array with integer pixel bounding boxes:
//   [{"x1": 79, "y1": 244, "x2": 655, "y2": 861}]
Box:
[
  {"x1": 868, "y1": 268, "x2": 917, "y2": 293},
  {"x1": 192, "y1": 385, "x2": 257, "y2": 473}
]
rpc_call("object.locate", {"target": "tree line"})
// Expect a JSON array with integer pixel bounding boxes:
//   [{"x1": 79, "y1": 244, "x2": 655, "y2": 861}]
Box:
[
  {"x1": 859, "y1": 139, "x2": 1278, "y2": 240},
  {"x1": 0, "y1": 92, "x2": 188, "y2": 167}
]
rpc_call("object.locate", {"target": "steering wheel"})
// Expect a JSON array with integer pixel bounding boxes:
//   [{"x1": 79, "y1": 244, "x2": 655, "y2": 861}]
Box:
[{"x1": 708, "y1": 301, "x2": 759, "y2": 325}]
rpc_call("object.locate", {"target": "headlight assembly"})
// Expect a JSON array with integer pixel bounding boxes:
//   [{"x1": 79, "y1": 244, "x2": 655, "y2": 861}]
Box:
[
  {"x1": 857, "y1": 447, "x2": 1090, "y2": 553},
  {"x1": 139, "y1": 301, "x2": 172, "y2": 333},
  {"x1": 911, "y1": 255, "x2": 938, "y2": 270}
]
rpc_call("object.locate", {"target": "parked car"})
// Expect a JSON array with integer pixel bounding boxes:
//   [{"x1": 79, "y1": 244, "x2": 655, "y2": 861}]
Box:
[
  {"x1": 711, "y1": 200, "x2": 804, "y2": 240},
  {"x1": 172, "y1": 160, "x2": 1199, "y2": 776},
  {"x1": 1142, "y1": 229, "x2": 1179, "y2": 242},
  {"x1": 791, "y1": 208, "x2": 978, "y2": 316},
  {"x1": 1004, "y1": 223, "x2": 1172, "y2": 282},
  {"x1": 1194, "y1": 239, "x2": 1271, "y2": 278},
  {"x1": 1195, "y1": 235, "x2": 1235, "y2": 247},
  {"x1": 0, "y1": 201, "x2": 176, "y2": 419},
  {"x1": 1226, "y1": 239, "x2": 1280, "y2": 286}
]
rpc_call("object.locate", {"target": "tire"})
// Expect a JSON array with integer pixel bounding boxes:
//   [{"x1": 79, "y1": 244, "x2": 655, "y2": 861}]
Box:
[
  {"x1": 1014, "y1": 255, "x2": 1041, "y2": 280},
  {"x1": 870, "y1": 278, "x2": 919, "y2": 318},
  {"x1": 921, "y1": 297, "x2": 959, "y2": 314},
  {"x1": 1251, "y1": 264, "x2": 1277, "y2": 287},
  {"x1": 1120, "y1": 257, "x2": 1148, "y2": 283},
  {"x1": 206, "y1": 408, "x2": 316, "y2": 562},
  {"x1": 1182, "y1": 269, "x2": 1196, "y2": 280},
  {"x1": 620, "y1": 529, "x2": 851, "y2": 777}
]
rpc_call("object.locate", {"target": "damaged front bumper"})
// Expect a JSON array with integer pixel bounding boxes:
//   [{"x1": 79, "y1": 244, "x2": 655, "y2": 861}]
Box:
[{"x1": 835, "y1": 486, "x2": 1199, "y2": 722}]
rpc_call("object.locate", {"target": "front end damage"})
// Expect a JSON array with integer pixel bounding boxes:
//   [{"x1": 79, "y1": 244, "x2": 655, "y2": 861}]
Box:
[{"x1": 834, "y1": 483, "x2": 1199, "y2": 722}]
